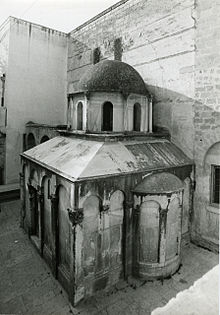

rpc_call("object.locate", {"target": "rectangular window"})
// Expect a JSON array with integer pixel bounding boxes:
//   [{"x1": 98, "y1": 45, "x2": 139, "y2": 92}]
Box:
[
  {"x1": 114, "y1": 38, "x2": 122, "y2": 61},
  {"x1": 93, "y1": 47, "x2": 101, "y2": 64},
  {"x1": 211, "y1": 165, "x2": 220, "y2": 205}
]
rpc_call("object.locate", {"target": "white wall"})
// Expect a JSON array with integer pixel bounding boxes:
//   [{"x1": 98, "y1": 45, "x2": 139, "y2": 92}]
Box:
[{"x1": 4, "y1": 17, "x2": 68, "y2": 183}]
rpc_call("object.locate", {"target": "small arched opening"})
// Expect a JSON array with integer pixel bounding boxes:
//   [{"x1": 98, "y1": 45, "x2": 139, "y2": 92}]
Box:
[
  {"x1": 102, "y1": 102, "x2": 113, "y2": 131},
  {"x1": 204, "y1": 141, "x2": 220, "y2": 206},
  {"x1": 27, "y1": 133, "x2": 36, "y2": 150},
  {"x1": 77, "y1": 102, "x2": 83, "y2": 130},
  {"x1": 40, "y1": 135, "x2": 49, "y2": 144},
  {"x1": 41, "y1": 176, "x2": 52, "y2": 254},
  {"x1": 133, "y1": 103, "x2": 141, "y2": 131}
]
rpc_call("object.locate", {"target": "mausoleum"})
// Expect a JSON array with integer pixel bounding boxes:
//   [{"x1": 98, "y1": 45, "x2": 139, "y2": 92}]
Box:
[{"x1": 20, "y1": 60, "x2": 193, "y2": 305}]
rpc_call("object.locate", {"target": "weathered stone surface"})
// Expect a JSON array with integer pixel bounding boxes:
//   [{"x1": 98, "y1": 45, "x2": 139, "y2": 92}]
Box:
[{"x1": 68, "y1": 0, "x2": 195, "y2": 158}]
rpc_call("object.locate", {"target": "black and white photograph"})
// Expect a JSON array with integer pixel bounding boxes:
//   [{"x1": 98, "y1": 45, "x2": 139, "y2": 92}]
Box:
[{"x1": 0, "y1": 0, "x2": 219, "y2": 314}]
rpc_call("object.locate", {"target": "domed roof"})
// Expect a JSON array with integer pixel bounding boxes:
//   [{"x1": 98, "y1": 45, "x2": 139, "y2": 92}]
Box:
[
  {"x1": 133, "y1": 172, "x2": 183, "y2": 195},
  {"x1": 78, "y1": 60, "x2": 149, "y2": 96}
]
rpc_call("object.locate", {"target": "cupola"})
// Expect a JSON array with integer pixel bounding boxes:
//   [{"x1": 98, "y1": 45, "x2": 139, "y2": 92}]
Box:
[{"x1": 67, "y1": 60, "x2": 153, "y2": 133}]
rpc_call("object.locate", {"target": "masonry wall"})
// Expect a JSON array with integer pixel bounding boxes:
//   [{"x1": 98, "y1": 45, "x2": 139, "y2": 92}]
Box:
[
  {"x1": 25, "y1": 124, "x2": 61, "y2": 148},
  {"x1": 4, "y1": 18, "x2": 68, "y2": 184},
  {"x1": 192, "y1": 0, "x2": 220, "y2": 250},
  {"x1": 68, "y1": 0, "x2": 195, "y2": 158},
  {"x1": 74, "y1": 165, "x2": 192, "y2": 303}
]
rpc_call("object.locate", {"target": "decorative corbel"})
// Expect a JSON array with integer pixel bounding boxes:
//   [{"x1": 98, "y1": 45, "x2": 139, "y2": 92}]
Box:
[
  {"x1": 27, "y1": 184, "x2": 35, "y2": 207},
  {"x1": 48, "y1": 194, "x2": 58, "y2": 213},
  {"x1": 100, "y1": 204, "x2": 109, "y2": 213},
  {"x1": 122, "y1": 91, "x2": 129, "y2": 99},
  {"x1": 84, "y1": 91, "x2": 90, "y2": 100},
  {"x1": 68, "y1": 208, "x2": 84, "y2": 226},
  {"x1": 48, "y1": 193, "x2": 55, "y2": 200},
  {"x1": 36, "y1": 186, "x2": 44, "y2": 204},
  {"x1": 166, "y1": 193, "x2": 172, "y2": 211},
  {"x1": 134, "y1": 204, "x2": 141, "y2": 216},
  {"x1": 19, "y1": 172, "x2": 24, "y2": 187}
]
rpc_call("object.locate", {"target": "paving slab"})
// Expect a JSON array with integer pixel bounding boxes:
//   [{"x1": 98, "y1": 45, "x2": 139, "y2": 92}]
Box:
[
  {"x1": 0, "y1": 199, "x2": 218, "y2": 315},
  {"x1": 152, "y1": 265, "x2": 219, "y2": 315}
]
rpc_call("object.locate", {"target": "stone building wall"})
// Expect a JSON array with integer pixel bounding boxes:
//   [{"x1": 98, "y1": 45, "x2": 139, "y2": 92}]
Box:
[
  {"x1": 25, "y1": 123, "x2": 63, "y2": 149},
  {"x1": 0, "y1": 20, "x2": 10, "y2": 183},
  {"x1": 67, "y1": 0, "x2": 219, "y2": 251},
  {"x1": 68, "y1": 0, "x2": 195, "y2": 158},
  {"x1": 192, "y1": 0, "x2": 220, "y2": 251}
]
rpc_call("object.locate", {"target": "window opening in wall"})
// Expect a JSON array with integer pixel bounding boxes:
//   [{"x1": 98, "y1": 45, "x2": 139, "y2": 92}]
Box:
[
  {"x1": 102, "y1": 102, "x2": 113, "y2": 132},
  {"x1": 114, "y1": 38, "x2": 122, "y2": 61},
  {"x1": 77, "y1": 102, "x2": 83, "y2": 130},
  {"x1": 211, "y1": 165, "x2": 220, "y2": 205},
  {"x1": 27, "y1": 133, "x2": 36, "y2": 150},
  {"x1": 40, "y1": 135, "x2": 49, "y2": 144},
  {"x1": 93, "y1": 47, "x2": 101, "y2": 64},
  {"x1": 133, "y1": 103, "x2": 141, "y2": 131}
]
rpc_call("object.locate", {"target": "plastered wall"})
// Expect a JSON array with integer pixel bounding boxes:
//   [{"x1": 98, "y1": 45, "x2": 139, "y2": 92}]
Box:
[{"x1": 4, "y1": 18, "x2": 68, "y2": 183}]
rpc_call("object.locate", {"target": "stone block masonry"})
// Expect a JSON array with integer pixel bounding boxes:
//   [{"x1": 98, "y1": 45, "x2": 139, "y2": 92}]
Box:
[
  {"x1": 68, "y1": 0, "x2": 196, "y2": 159},
  {"x1": 192, "y1": 0, "x2": 220, "y2": 250},
  {"x1": 67, "y1": 0, "x2": 220, "y2": 251}
]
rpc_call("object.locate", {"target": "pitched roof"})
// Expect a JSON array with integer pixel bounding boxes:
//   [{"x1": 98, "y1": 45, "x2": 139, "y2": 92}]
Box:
[{"x1": 21, "y1": 136, "x2": 192, "y2": 182}]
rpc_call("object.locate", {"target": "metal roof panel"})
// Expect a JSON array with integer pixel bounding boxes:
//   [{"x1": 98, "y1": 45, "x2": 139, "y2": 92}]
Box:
[{"x1": 22, "y1": 136, "x2": 192, "y2": 181}]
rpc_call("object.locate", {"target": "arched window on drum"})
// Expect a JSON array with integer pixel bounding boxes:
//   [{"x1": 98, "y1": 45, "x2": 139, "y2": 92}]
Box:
[
  {"x1": 102, "y1": 102, "x2": 113, "y2": 131},
  {"x1": 77, "y1": 102, "x2": 83, "y2": 130},
  {"x1": 27, "y1": 133, "x2": 36, "y2": 150},
  {"x1": 133, "y1": 103, "x2": 141, "y2": 132}
]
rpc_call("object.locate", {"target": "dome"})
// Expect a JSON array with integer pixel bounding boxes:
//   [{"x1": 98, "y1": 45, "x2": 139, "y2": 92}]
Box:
[
  {"x1": 133, "y1": 172, "x2": 183, "y2": 195},
  {"x1": 78, "y1": 60, "x2": 149, "y2": 96}
]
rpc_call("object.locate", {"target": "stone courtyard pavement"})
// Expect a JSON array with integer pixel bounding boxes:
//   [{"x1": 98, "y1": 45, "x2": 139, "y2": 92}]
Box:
[{"x1": 0, "y1": 200, "x2": 218, "y2": 315}]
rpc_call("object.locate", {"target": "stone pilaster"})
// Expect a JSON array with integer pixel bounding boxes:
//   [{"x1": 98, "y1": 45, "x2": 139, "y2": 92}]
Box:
[{"x1": 50, "y1": 193, "x2": 58, "y2": 278}]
